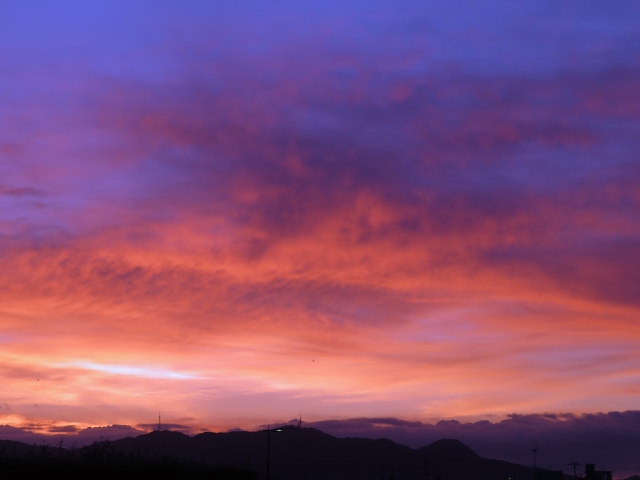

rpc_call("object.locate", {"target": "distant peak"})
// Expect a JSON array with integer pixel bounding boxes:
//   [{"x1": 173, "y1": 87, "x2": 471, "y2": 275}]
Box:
[{"x1": 418, "y1": 438, "x2": 480, "y2": 459}]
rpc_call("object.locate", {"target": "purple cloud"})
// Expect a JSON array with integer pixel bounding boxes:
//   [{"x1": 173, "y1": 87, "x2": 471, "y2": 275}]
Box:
[{"x1": 0, "y1": 424, "x2": 145, "y2": 448}]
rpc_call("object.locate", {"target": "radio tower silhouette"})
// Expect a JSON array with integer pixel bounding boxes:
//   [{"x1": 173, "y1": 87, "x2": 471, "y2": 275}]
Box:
[{"x1": 158, "y1": 412, "x2": 161, "y2": 432}]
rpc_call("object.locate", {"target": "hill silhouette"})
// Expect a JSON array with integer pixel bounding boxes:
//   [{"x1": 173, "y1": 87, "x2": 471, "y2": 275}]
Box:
[
  {"x1": 418, "y1": 438, "x2": 480, "y2": 460},
  {"x1": 101, "y1": 426, "x2": 569, "y2": 479},
  {"x1": 0, "y1": 427, "x2": 574, "y2": 479}
]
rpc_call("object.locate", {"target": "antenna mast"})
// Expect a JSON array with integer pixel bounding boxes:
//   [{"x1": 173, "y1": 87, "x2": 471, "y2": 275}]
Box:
[{"x1": 158, "y1": 412, "x2": 161, "y2": 432}]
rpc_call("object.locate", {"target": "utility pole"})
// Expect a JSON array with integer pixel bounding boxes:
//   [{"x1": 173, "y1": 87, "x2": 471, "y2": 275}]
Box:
[
  {"x1": 531, "y1": 440, "x2": 538, "y2": 480},
  {"x1": 569, "y1": 462, "x2": 581, "y2": 480}
]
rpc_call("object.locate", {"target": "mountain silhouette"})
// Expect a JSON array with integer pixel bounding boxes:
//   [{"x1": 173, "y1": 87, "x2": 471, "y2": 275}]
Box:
[
  {"x1": 106, "y1": 426, "x2": 569, "y2": 479},
  {"x1": 418, "y1": 438, "x2": 480, "y2": 460},
  {"x1": 0, "y1": 427, "x2": 573, "y2": 479}
]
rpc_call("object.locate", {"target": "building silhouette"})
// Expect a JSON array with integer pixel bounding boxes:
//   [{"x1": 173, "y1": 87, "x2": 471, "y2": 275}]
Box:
[{"x1": 585, "y1": 464, "x2": 612, "y2": 480}]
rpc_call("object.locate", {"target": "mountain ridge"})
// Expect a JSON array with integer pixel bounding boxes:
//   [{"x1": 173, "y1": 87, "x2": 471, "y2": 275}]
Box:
[{"x1": 0, "y1": 427, "x2": 572, "y2": 480}]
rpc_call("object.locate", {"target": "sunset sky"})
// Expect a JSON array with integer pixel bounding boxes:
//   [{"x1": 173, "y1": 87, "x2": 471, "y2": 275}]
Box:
[{"x1": 1, "y1": 0, "x2": 639, "y2": 448}]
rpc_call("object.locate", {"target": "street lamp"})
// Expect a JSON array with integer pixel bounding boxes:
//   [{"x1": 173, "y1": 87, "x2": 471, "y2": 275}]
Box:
[{"x1": 263, "y1": 425, "x2": 283, "y2": 480}]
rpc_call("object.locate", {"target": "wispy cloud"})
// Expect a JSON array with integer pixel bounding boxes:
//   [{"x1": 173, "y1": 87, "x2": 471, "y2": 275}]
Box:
[{"x1": 68, "y1": 362, "x2": 198, "y2": 380}]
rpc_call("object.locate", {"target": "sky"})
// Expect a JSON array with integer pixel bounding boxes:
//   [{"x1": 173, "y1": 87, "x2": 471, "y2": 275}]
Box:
[{"x1": 1, "y1": 0, "x2": 640, "y2": 473}]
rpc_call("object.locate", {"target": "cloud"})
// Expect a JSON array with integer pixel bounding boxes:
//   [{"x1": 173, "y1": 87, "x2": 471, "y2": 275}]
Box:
[
  {"x1": 69, "y1": 362, "x2": 198, "y2": 380},
  {"x1": 77, "y1": 425, "x2": 145, "y2": 440},
  {"x1": 0, "y1": 423, "x2": 145, "y2": 448},
  {"x1": 47, "y1": 425, "x2": 78, "y2": 433},
  {"x1": 0, "y1": 185, "x2": 45, "y2": 197},
  {"x1": 0, "y1": 425, "x2": 35, "y2": 437}
]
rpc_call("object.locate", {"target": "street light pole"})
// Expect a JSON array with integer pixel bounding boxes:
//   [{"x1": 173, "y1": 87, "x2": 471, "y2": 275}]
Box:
[{"x1": 263, "y1": 425, "x2": 283, "y2": 480}]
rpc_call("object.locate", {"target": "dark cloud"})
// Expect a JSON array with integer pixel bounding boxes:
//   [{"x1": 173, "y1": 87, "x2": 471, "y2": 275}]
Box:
[
  {"x1": 77, "y1": 425, "x2": 145, "y2": 439},
  {"x1": 0, "y1": 185, "x2": 46, "y2": 197},
  {"x1": 0, "y1": 425, "x2": 34, "y2": 436},
  {"x1": 0, "y1": 424, "x2": 145, "y2": 447},
  {"x1": 48, "y1": 425, "x2": 78, "y2": 433},
  {"x1": 484, "y1": 238, "x2": 640, "y2": 307}
]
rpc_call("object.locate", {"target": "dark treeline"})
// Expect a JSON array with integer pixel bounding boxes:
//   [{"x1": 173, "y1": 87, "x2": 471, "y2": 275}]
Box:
[{"x1": 0, "y1": 439, "x2": 257, "y2": 480}]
